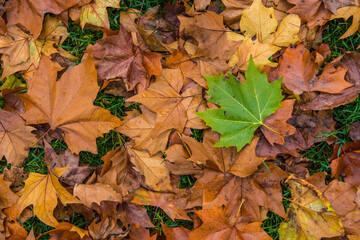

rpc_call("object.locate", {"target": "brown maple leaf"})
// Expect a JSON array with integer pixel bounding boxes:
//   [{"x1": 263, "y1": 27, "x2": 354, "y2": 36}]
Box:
[
  {"x1": 5, "y1": 0, "x2": 78, "y2": 38},
  {"x1": 86, "y1": 26, "x2": 163, "y2": 91},
  {"x1": 193, "y1": 163, "x2": 288, "y2": 222},
  {"x1": 181, "y1": 130, "x2": 266, "y2": 178},
  {"x1": 256, "y1": 109, "x2": 335, "y2": 158},
  {"x1": 165, "y1": 130, "x2": 286, "y2": 222},
  {"x1": 162, "y1": 224, "x2": 190, "y2": 240},
  {"x1": 268, "y1": 44, "x2": 352, "y2": 94},
  {"x1": 287, "y1": 0, "x2": 331, "y2": 28},
  {"x1": 178, "y1": 11, "x2": 240, "y2": 60},
  {"x1": 0, "y1": 110, "x2": 37, "y2": 166},
  {"x1": 116, "y1": 106, "x2": 171, "y2": 155},
  {"x1": 127, "y1": 79, "x2": 204, "y2": 137},
  {"x1": 98, "y1": 146, "x2": 142, "y2": 199},
  {"x1": 304, "y1": 51, "x2": 360, "y2": 110},
  {"x1": 261, "y1": 99, "x2": 296, "y2": 145},
  {"x1": 163, "y1": 49, "x2": 230, "y2": 89},
  {"x1": 18, "y1": 56, "x2": 122, "y2": 154},
  {"x1": 127, "y1": 144, "x2": 172, "y2": 192},
  {"x1": 189, "y1": 206, "x2": 272, "y2": 240}
]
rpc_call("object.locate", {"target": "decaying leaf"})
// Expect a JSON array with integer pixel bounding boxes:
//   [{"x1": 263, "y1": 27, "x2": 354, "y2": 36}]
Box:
[{"x1": 279, "y1": 176, "x2": 345, "y2": 240}]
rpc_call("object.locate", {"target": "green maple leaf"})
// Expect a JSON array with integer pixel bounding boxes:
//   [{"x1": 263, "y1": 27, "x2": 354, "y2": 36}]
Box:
[{"x1": 196, "y1": 57, "x2": 284, "y2": 151}]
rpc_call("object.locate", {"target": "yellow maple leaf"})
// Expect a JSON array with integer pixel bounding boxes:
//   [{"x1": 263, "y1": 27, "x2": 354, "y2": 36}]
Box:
[
  {"x1": 228, "y1": 38, "x2": 280, "y2": 71},
  {"x1": 240, "y1": 0, "x2": 278, "y2": 43},
  {"x1": 17, "y1": 167, "x2": 80, "y2": 227}
]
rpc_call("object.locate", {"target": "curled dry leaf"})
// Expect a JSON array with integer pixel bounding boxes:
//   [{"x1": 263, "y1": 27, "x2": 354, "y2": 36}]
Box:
[
  {"x1": 44, "y1": 141, "x2": 93, "y2": 186},
  {"x1": 40, "y1": 222, "x2": 90, "y2": 240},
  {"x1": 88, "y1": 201, "x2": 131, "y2": 240},
  {"x1": 18, "y1": 56, "x2": 122, "y2": 154},
  {"x1": 98, "y1": 146, "x2": 142, "y2": 199}
]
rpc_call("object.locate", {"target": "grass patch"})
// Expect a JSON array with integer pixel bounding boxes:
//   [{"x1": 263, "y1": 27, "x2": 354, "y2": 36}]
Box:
[
  {"x1": 300, "y1": 142, "x2": 333, "y2": 175},
  {"x1": 261, "y1": 185, "x2": 292, "y2": 239},
  {"x1": 23, "y1": 216, "x2": 53, "y2": 239},
  {"x1": 59, "y1": 21, "x2": 103, "y2": 62},
  {"x1": 146, "y1": 206, "x2": 194, "y2": 235},
  {"x1": 322, "y1": 18, "x2": 360, "y2": 60}
]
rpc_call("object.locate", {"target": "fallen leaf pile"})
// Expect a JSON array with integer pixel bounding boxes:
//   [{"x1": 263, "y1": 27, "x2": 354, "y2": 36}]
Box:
[{"x1": 0, "y1": 0, "x2": 360, "y2": 239}]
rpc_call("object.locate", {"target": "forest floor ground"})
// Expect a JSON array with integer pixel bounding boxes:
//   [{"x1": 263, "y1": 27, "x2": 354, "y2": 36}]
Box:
[{"x1": 1, "y1": 0, "x2": 360, "y2": 239}]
